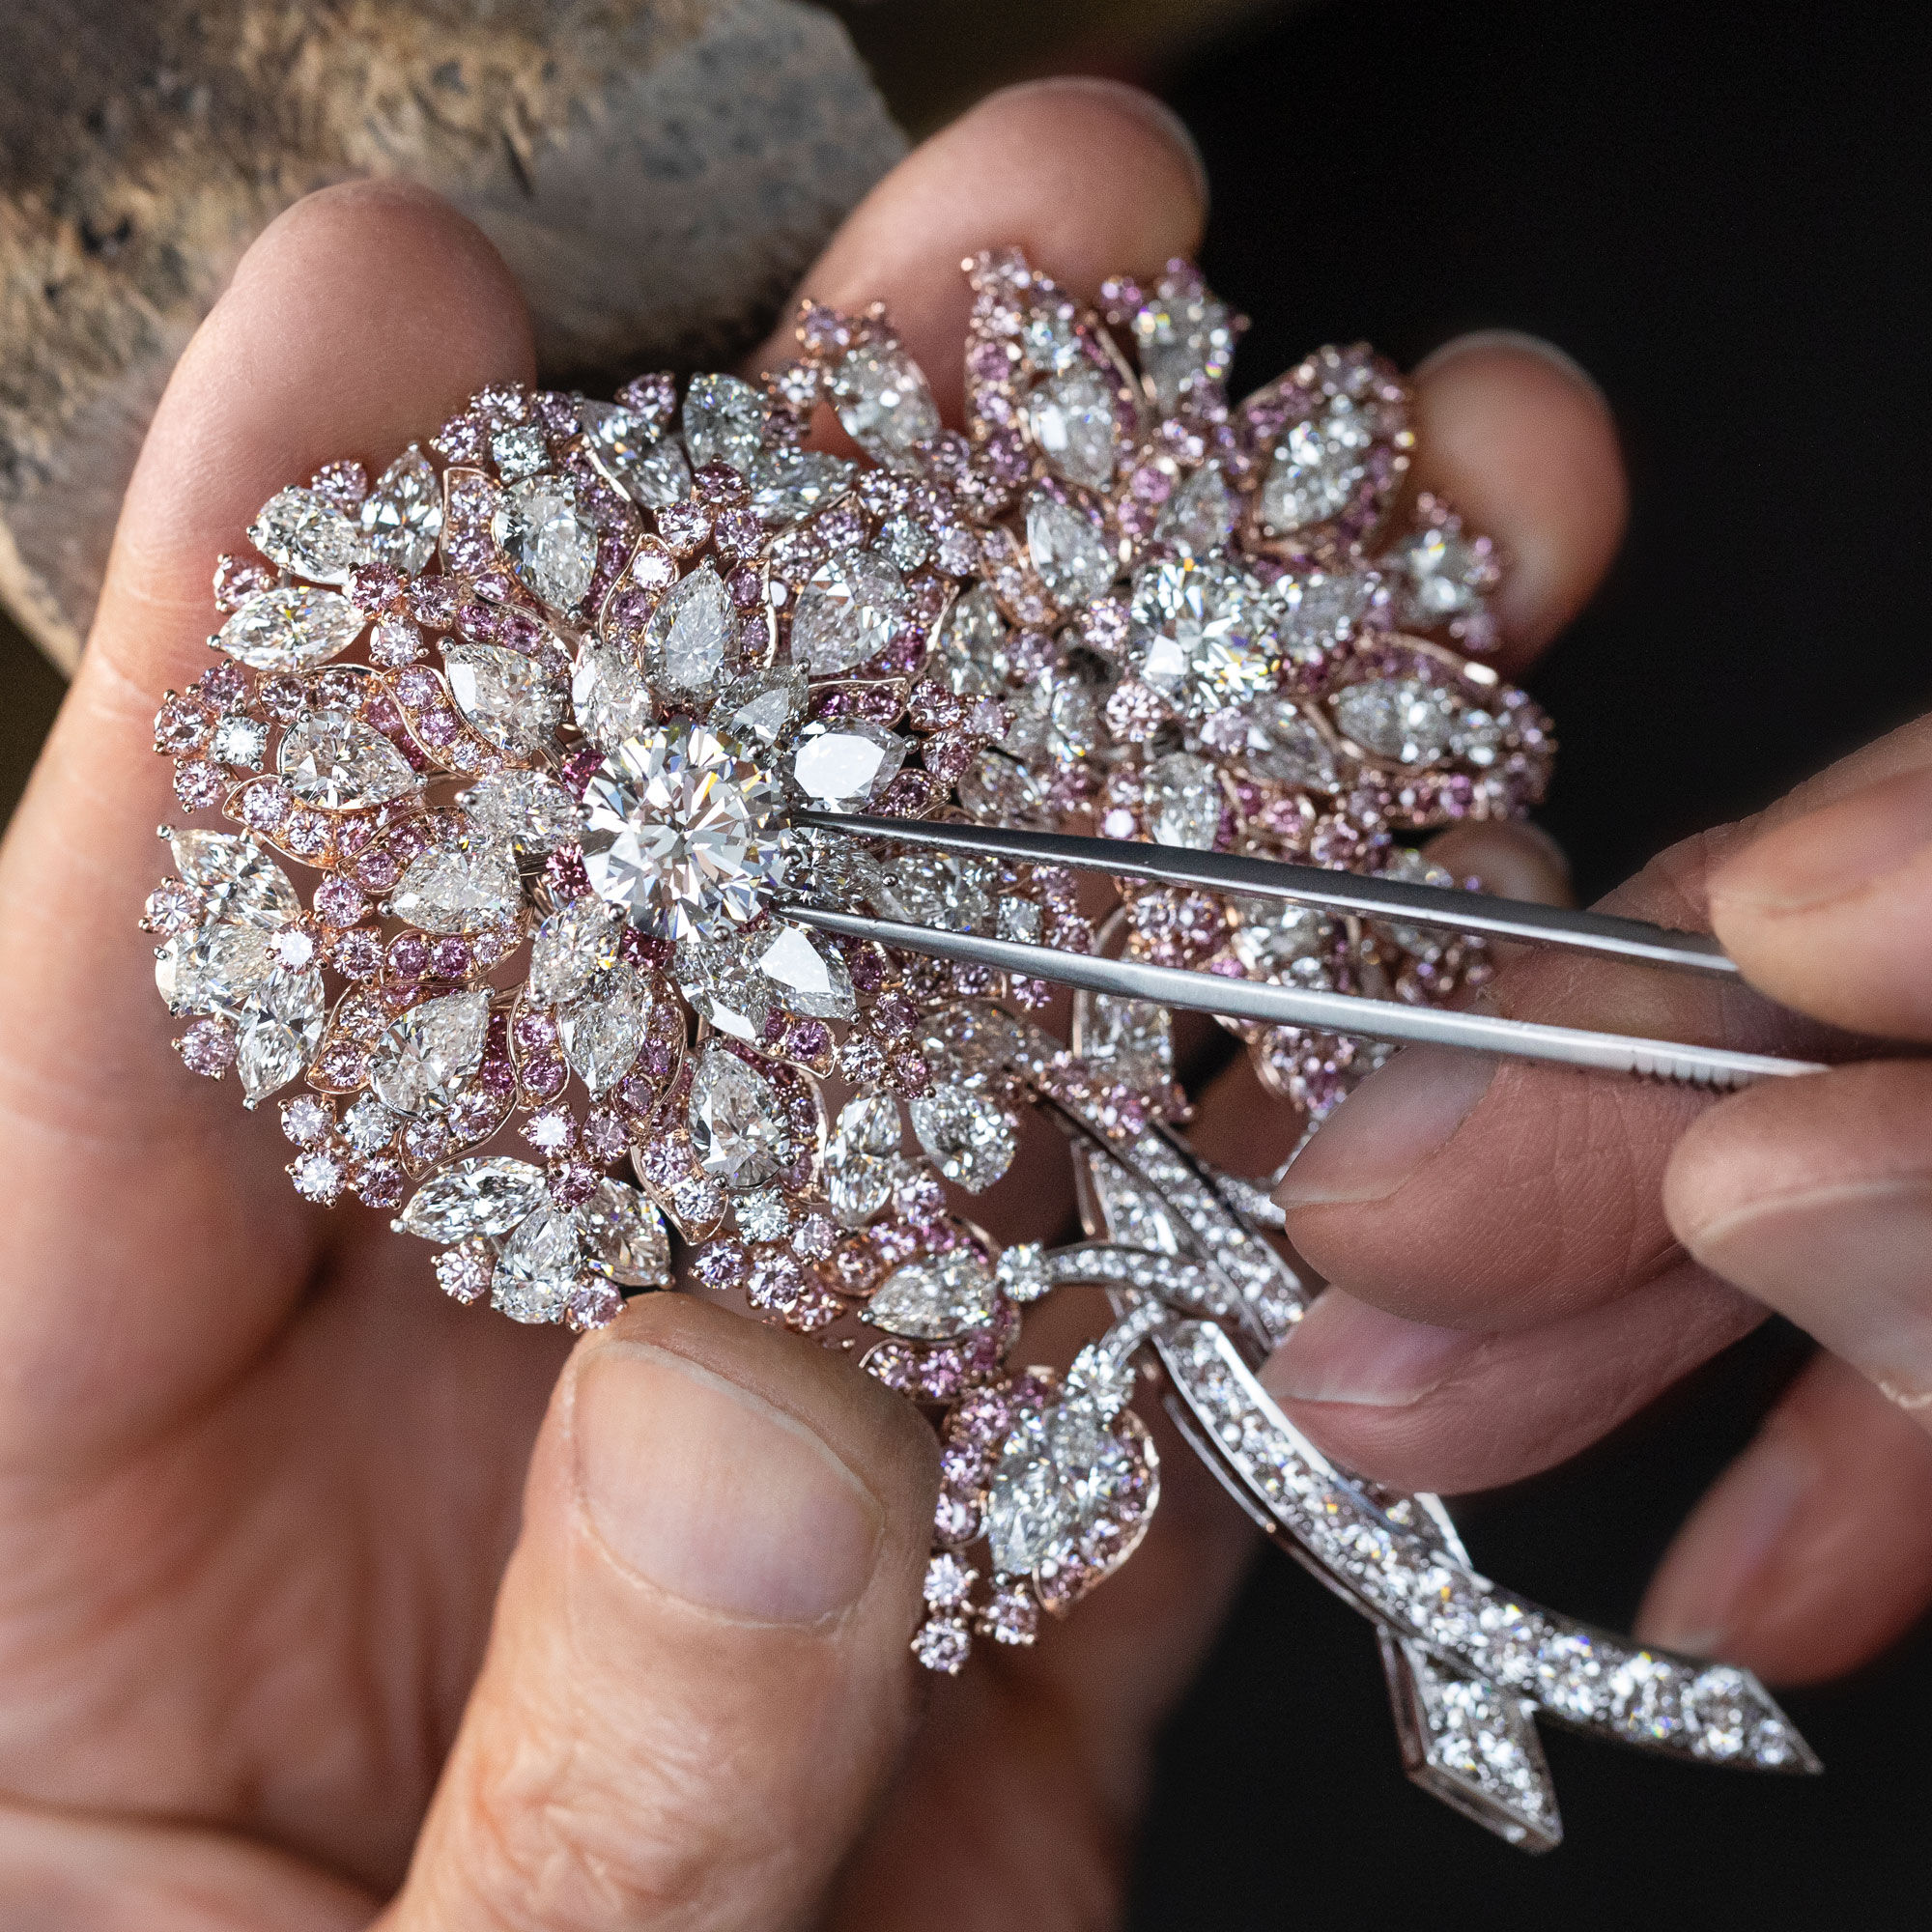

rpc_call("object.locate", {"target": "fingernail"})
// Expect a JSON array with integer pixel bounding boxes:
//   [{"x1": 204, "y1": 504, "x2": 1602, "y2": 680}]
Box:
[
  {"x1": 1413, "y1": 328, "x2": 1609, "y2": 411},
  {"x1": 1274, "y1": 1047, "x2": 1497, "y2": 1210},
  {"x1": 1684, "y1": 1179, "x2": 1932, "y2": 1407},
  {"x1": 1711, "y1": 762, "x2": 1932, "y2": 915},
  {"x1": 989, "y1": 77, "x2": 1210, "y2": 213},
  {"x1": 573, "y1": 1343, "x2": 882, "y2": 1625},
  {"x1": 1637, "y1": 1431, "x2": 1817, "y2": 1658},
  {"x1": 1262, "y1": 1291, "x2": 1482, "y2": 1407}
]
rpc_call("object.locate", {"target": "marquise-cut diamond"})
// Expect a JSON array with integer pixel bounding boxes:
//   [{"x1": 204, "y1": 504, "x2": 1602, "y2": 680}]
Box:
[
  {"x1": 1330, "y1": 676, "x2": 1456, "y2": 765},
  {"x1": 556, "y1": 962, "x2": 649, "y2": 1096},
  {"x1": 682, "y1": 374, "x2": 768, "y2": 472},
  {"x1": 168, "y1": 832, "x2": 302, "y2": 927},
  {"x1": 358, "y1": 447, "x2": 442, "y2": 575},
  {"x1": 1025, "y1": 493, "x2": 1117, "y2": 607},
  {"x1": 1231, "y1": 901, "x2": 1336, "y2": 983},
  {"x1": 581, "y1": 723, "x2": 786, "y2": 941},
  {"x1": 1132, "y1": 276, "x2": 1236, "y2": 411},
  {"x1": 1155, "y1": 462, "x2": 1236, "y2": 556},
  {"x1": 687, "y1": 1042, "x2": 796, "y2": 1189},
  {"x1": 528, "y1": 897, "x2": 622, "y2": 1008},
  {"x1": 399, "y1": 1155, "x2": 548, "y2": 1240},
  {"x1": 1219, "y1": 693, "x2": 1339, "y2": 789},
  {"x1": 755, "y1": 921, "x2": 855, "y2": 1020},
  {"x1": 749, "y1": 447, "x2": 853, "y2": 526},
  {"x1": 830, "y1": 343, "x2": 941, "y2": 464},
  {"x1": 935, "y1": 583, "x2": 1009, "y2": 696},
  {"x1": 791, "y1": 550, "x2": 905, "y2": 674},
  {"x1": 459, "y1": 771, "x2": 583, "y2": 854},
  {"x1": 875, "y1": 854, "x2": 996, "y2": 935},
  {"x1": 673, "y1": 928, "x2": 771, "y2": 1042},
  {"x1": 1027, "y1": 364, "x2": 1119, "y2": 488},
  {"x1": 572, "y1": 641, "x2": 655, "y2": 752},
  {"x1": 217, "y1": 586, "x2": 365, "y2": 670},
  {"x1": 493, "y1": 476, "x2": 598, "y2": 611},
  {"x1": 865, "y1": 1250, "x2": 999, "y2": 1339},
  {"x1": 1260, "y1": 395, "x2": 1380, "y2": 534},
  {"x1": 445, "y1": 642, "x2": 566, "y2": 754},
  {"x1": 277, "y1": 709, "x2": 417, "y2": 810},
  {"x1": 640, "y1": 562, "x2": 735, "y2": 697},
  {"x1": 825, "y1": 1093, "x2": 902, "y2": 1226}
]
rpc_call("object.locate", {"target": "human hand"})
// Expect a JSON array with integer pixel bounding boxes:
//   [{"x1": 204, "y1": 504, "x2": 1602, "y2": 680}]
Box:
[
  {"x1": 1266, "y1": 690, "x2": 1932, "y2": 1689},
  {"x1": 0, "y1": 76, "x2": 1625, "y2": 1927}
]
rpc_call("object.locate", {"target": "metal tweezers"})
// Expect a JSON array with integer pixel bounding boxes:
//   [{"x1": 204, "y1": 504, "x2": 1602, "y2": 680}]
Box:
[{"x1": 783, "y1": 810, "x2": 1828, "y2": 1092}]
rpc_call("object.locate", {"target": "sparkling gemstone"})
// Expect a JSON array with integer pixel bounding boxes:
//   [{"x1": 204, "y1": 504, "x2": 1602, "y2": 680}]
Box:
[
  {"x1": 211, "y1": 713, "x2": 270, "y2": 768},
  {"x1": 984, "y1": 1398, "x2": 1137, "y2": 1577},
  {"x1": 398, "y1": 1155, "x2": 549, "y2": 1239},
  {"x1": 368, "y1": 988, "x2": 492, "y2": 1114},
  {"x1": 673, "y1": 928, "x2": 772, "y2": 1042},
  {"x1": 248, "y1": 486, "x2": 363, "y2": 583},
  {"x1": 1155, "y1": 462, "x2": 1236, "y2": 556},
  {"x1": 1130, "y1": 558, "x2": 1279, "y2": 712},
  {"x1": 1390, "y1": 523, "x2": 1491, "y2": 627},
  {"x1": 1027, "y1": 364, "x2": 1119, "y2": 488},
  {"x1": 754, "y1": 921, "x2": 855, "y2": 1020},
  {"x1": 1260, "y1": 395, "x2": 1380, "y2": 534},
  {"x1": 640, "y1": 561, "x2": 735, "y2": 697},
  {"x1": 1024, "y1": 493, "x2": 1117, "y2": 607},
  {"x1": 911, "y1": 1616, "x2": 971, "y2": 1674},
  {"x1": 749, "y1": 447, "x2": 854, "y2": 525},
  {"x1": 444, "y1": 642, "x2": 566, "y2": 754},
  {"x1": 490, "y1": 424, "x2": 548, "y2": 479},
  {"x1": 556, "y1": 961, "x2": 649, "y2": 1096},
  {"x1": 342, "y1": 1094, "x2": 400, "y2": 1154},
  {"x1": 358, "y1": 446, "x2": 443, "y2": 575},
  {"x1": 390, "y1": 841, "x2": 523, "y2": 934},
  {"x1": 459, "y1": 771, "x2": 583, "y2": 854},
  {"x1": 1268, "y1": 570, "x2": 1380, "y2": 661},
  {"x1": 492, "y1": 1206, "x2": 582, "y2": 1322},
  {"x1": 232, "y1": 966, "x2": 327, "y2": 1101},
  {"x1": 1330, "y1": 676, "x2": 1457, "y2": 765},
  {"x1": 908, "y1": 1083, "x2": 1017, "y2": 1191},
  {"x1": 875, "y1": 854, "x2": 996, "y2": 935},
  {"x1": 1081, "y1": 995, "x2": 1174, "y2": 1090},
  {"x1": 493, "y1": 475, "x2": 598, "y2": 611},
  {"x1": 687, "y1": 1042, "x2": 798, "y2": 1190},
  {"x1": 956, "y1": 750, "x2": 1049, "y2": 829},
  {"x1": 580, "y1": 399, "x2": 689, "y2": 507},
  {"x1": 735, "y1": 1187, "x2": 791, "y2": 1242},
  {"x1": 577, "y1": 1178, "x2": 670, "y2": 1286},
  {"x1": 1370, "y1": 847, "x2": 1463, "y2": 959},
  {"x1": 216, "y1": 586, "x2": 365, "y2": 670},
  {"x1": 1231, "y1": 902, "x2": 1336, "y2": 982},
  {"x1": 936, "y1": 584, "x2": 1009, "y2": 696},
  {"x1": 995, "y1": 1242, "x2": 1052, "y2": 1303},
  {"x1": 1224, "y1": 694, "x2": 1340, "y2": 789},
  {"x1": 830, "y1": 343, "x2": 941, "y2": 465},
  {"x1": 1146, "y1": 751, "x2": 1222, "y2": 849},
  {"x1": 682, "y1": 374, "x2": 767, "y2": 472},
  {"x1": 1131, "y1": 276, "x2": 1236, "y2": 411},
  {"x1": 572, "y1": 641, "x2": 656, "y2": 752},
  {"x1": 825, "y1": 1093, "x2": 903, "y2": 1226},
  {"x1": 581, "y1": 723, "x2": 786, "y2": 940},
  {"x1": 789, "y1": 717, "x2": 906, "y2": 809},
  {"x1": 865, "y1": 1250, "x2": 998, "y2": 1339},
  {"x1": 528, "y1": 897, "x2": 623, "y2": 1007},
  {"x1": 276, "y1": 709, "x2": 417, "y2": 810},
  {"x1": 168, "y1": 831, "x2": 302, "y2": 927},
  {"x1": 791, "y1": 550, "x2": 906, "y2": 674},
  {"x1": 709, "y1": 666, "x2": 806, "y2": 749}
]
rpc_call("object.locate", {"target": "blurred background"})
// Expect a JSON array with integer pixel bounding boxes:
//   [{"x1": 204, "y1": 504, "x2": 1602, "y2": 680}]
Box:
[{"x1": 4, "y1": 1, "x2": 1930, "y2": 1922}]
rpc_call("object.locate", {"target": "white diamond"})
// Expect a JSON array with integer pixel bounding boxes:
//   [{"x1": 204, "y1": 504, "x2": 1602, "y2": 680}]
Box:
[
  {"x1": 528, "y1": 897, "x2": 622, "y2": 1008},
  {"x1": 580, "y1": 400, "x2": 689, "y2": 507},
  {"x1": 493, "y1": 475, "x2": 598, "y2": 612},
  {"x1": 276, "y1": 709, "x2": 417, "y2": 810},
  {"x1": 1027, "y1": 364, "x2": 1119, "y2": 489},
  {"x1": 1155, "y1": 462, "x2": 1236, "y2": 556},
  {"x1": 875, "y1": 854, "x2": 996, "y2": 935},
  {"x1": 673, "y1": 928, "x2": 771, "y2": 1043},
  {"x1": 865, "y1": 1250, "x2": 999, "y2": 1339},
  {"x1": 1132, "y1": 278, "x2": 1236, "y2": 411},
  {"x1": 491, "y1": 425, "x2": 548, "y2": 479},
  {"x1": 1025, "y1": 493, "x2": 1117, "y2": 607},
  {"x1": 936, "y1": 584, "x2": 1009, "y2": 696},
  {"x1": 682, "y1": 374, "x2": 768, "y2": 472},
  {"x1": 825, "y1": 1093, "x2": 902, "y2": 1226},
  {"x1": 984, "y1": 1399, "x2": 1136, "y2": 1577},
  {"x1": 216, "y1": 586, "x2": 365, "y2": 670},
  {"x1": 1231, "y1": 901, "x2": 1336, "y2": 982},
  {"x1": 1081, "y1": 995, "x2": 1174, "y2": 1090},
  {"x1": 755, "y1": 921, "x2": 855, "y2": 1019},
  {"x1": 572, "y1": 641, "x2": 656, "y2": 752},
  {"x1": 581, "y1": 724, "x2": 786, "y2": 941},
  {"x1": 248, "y1": 486, "x2": 364, "y2": 583},
  {"x1": 908, "y1": 1084, "x2": 1017, "y2": 1192},
  {"x1": 1131, "y1": 558, "x2": 1279, "y2": 712},
  {"x1": 459, "y1": 771, "x2": 583, "y2": 854},
  {"x1": 749, "y1": 447, "x2": 853, "y2": 525},
  {"x1": 687, "y1": 1042, "x2": 796, "y2": 1190},
  {"x1": 640, "y1": 562, "x2": 734, "y2": 697},
  {"x1": 367, "y1": 989, "x2": 491, "y2": 1114},
  {"x1": 1260, "y1": 395, "x2": 1380, "y2": 533},
  {"x1": 577, "y1": 1178, "x2": 669, "y2": 1287},
  {"x1": 789, "y1": 718, "x2": 905, "y2": 808},
  {"x1": 359, "y1": 446, "x2": 443, "y2": 575},
  {"x1": 342, "y1": 1094, "x2": 399, "y2": 1154},
  {"x1": 1370, "y1": 847, "x2": 1463, "y2": 959},
  {"x1": 156, "y1": 921, "x2": 276, "y2": 1015},
  {"x1": 1267, "y1": 570, "x2": 1379, "y2": 661},
  {"x1": 830, "y1": 344, "x2": 940, "y2": 465},
  {"x1": 791, "y1": 550, "x2": 905, "y2": 675},
  {"x1": 492, "y1": 1206, "x2": 581, "y2": 1323},
  {"x1": 1224, "y1": 694, "x2": 1339, "y2": 789},
  {"x1": 390, "y1": 842, "x2": 523, "y2": 934},
  {"x1": 710, "y1": 667, "x2": 806, "y2": 748},
  {"x1": 1330, "y1": 677, "x2": 1456, "y2": 765},
  {"x1": 398, "y1": 1155, "x2": 548, "y2": 1240},
  {"x1": 444, "y1": 642, "x2": 566, "y2": 755},
  {"x1": 957, "y1": 750, "x2": 1049, "y2": 829},
  {"x1": 556, "y1": 961, "x2": 648, "y2": 1095},
  {"x1": 211, "y1": 713, "x2": 270, "y2": 767},
  {"x1": 1391, "y1": 524, "x2": 1488, "y2": 625},
  {"x1": 168, "y1": 832, "x2": 302, "y2": 927},
  {"x1": 233, "y1": 964, "x2": 326, "y2": 1100},
  {"x1": 1146, "y1": 751, "x2": 1221, "y2": 849}
]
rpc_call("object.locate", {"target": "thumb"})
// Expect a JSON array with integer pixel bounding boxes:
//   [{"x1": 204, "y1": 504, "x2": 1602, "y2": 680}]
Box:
[{"x1": 382, "y1": 1295, "x2": 938, "y2": 1932}]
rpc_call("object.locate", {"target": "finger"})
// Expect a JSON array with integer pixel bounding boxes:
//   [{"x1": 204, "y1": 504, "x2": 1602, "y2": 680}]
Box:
[
  {"x1": 1637, "y1": 1351, "x2": 1932, "y2": 1683},
  {"x1": 1409, "y1": 331, "x2": 1627, "y2": 670},
  {"x1": 1421, "y1": 817, "x2": 1574, "y2": 907},
  {"x1": 750, "y1": 76, "x2": 1208, "y2": 414},
  {"x1": 384, "y1": 1294, "x2": 936, "y2": 1932},
  {"x1": 1707, "y1": 731, "x2": 1932, "y2": 1038},
  {"x1": 0, "y1": 182, "x2": 533, "y2": 1462},
  {"x1": 1665, "y1": 1057, "x2": 1932, "y2": 1415},
  {"x1": 1258, "y1": 1260, "x2": 1762, "y2": 1494}
]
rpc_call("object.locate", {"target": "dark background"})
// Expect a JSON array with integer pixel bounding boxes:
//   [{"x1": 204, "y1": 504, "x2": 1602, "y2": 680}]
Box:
[{"x1": 1133, "y1": 2, "x2": 1932, "y2": 1926}]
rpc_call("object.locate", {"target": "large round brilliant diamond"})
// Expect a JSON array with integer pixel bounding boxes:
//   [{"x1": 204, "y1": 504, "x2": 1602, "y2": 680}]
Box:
[{"x1": 581, "y1": 723, "x2": 785, "y2": 940}]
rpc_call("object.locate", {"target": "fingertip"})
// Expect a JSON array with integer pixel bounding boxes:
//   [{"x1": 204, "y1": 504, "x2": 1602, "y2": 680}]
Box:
[
  {"x1": 1422, "y1": 818, "x2": 1575, "y2": 906},
  {"x1": 1411, "y1": 331, "x2": 1627, "y2": 665}
]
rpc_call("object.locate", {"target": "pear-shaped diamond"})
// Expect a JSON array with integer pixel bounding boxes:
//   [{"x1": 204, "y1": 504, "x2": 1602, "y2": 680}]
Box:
[
  {"x1": 865, "y1": 1250, "x2": 998, "y2": 1340},
  {"x1": 492, "y1": 1206, "x2": 582, "y2": 1323},
  {"x1": 556, "y1": 961, "x2": 649, "y2": 1095},
  {"x1": 909, "y1": 1084, "x2": 1017, "y2": 1192},
  {"x1": 216, "y1": 586, "x2": 365, "y2": 670},
  {"x1": 444, "y1": 642, "x2": 566, "y2": 755},
  {"x1": 277, "y1": 709, "x2": 418, "y2": 810},
  {"x1": 572, "y1": 641, "x2": 656, "y2": 752},
  {"x1": 789, "y1": 718, "x2": 905, "y2": 809},
  {"x1": 754, "y1": 920, "x2": 855, "y2": 1020},
  {"x1": 1025, "y1": 493, "x2": 1117, "y2": 607},
  {"x1": 358, "y1": 447, "x2": 443, "y2": 575},
  {"x1": 830, "y1": 344, "x2": 940, "y2": 466},
  {"x1": 234, "y1": 965, "x2": 327, "y2": 1101},
  {"x1": 936, "y1": 584, "x2": 1009, "y2": 696},
  {"x1": 1146, "y1": 751, "x2": 1222, "y2": 849},
  {"x1": 528, "y1": 897, "x2": 622, "y2": 1008},
  {"x1": 984, "y1": 1397, "x2": 1143, "y2": 1577},
  {"x1": 709, "y1": 666, "x2": 806, "y2": 749},
  {"x1": 1330, "y1": 677, "x2": 1456, "y2": 766},
  {"x1": 390, "y1": 842, "x2": 522, "y2": 934},
  {"x1": 1081, "y1": 995, "x2": 1174, "y2": 1091},
  {"x1": 581, "y1": 400, "x2": 690, "y2": 508},
  {"x1": 673, "y1": 928, "x2": 771, "y2": 1043},
  {"x1": 493, "y1": 475, "x2": 598, "y2": 612},
  {"x1": 1226, "y1": 694, "x2": 1339, "y2": 789},
  {"x1": 1260, "y1": 394, "x2": 1380, "y2": 535},
  {"x1": 682, "y1": 374, "x2": 767, "y2": 472},
  {"x1": 398, "y1": 1155, "x2": 549, "y2": 1240},
  {"x1": 791, "y1": 550, "x2": 905, "y2": 674},
  {"x1": 1027, "y1": 365, "x2": 1119, "y2": 489},
  {"x1": 367, "y1": 988, "x2": 492, "y2": 1115},
  {"x1": 749, "y1": 447, "x2": 854, "y2": 525},
  {"x1": 578, "y1": 1178, "x2": 670, "y2": 1287},
  {"x1": 640, "y1": 562, "x2": 734, "y2": 698},
  {"x1": 248, "y1": 487, "x2": 364, "y2": 584},
  {"x1": 1156, "y1": 462, "x2": 1236, "y2": 556},
  {"x1": 687, "y1": 1042, "x2": 796, "y2": 1190}
]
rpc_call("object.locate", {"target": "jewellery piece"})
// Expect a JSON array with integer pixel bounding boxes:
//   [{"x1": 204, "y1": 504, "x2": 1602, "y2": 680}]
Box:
[{"x1": 140, "y1": 248, "x2": 1811, "y2": 1845}]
